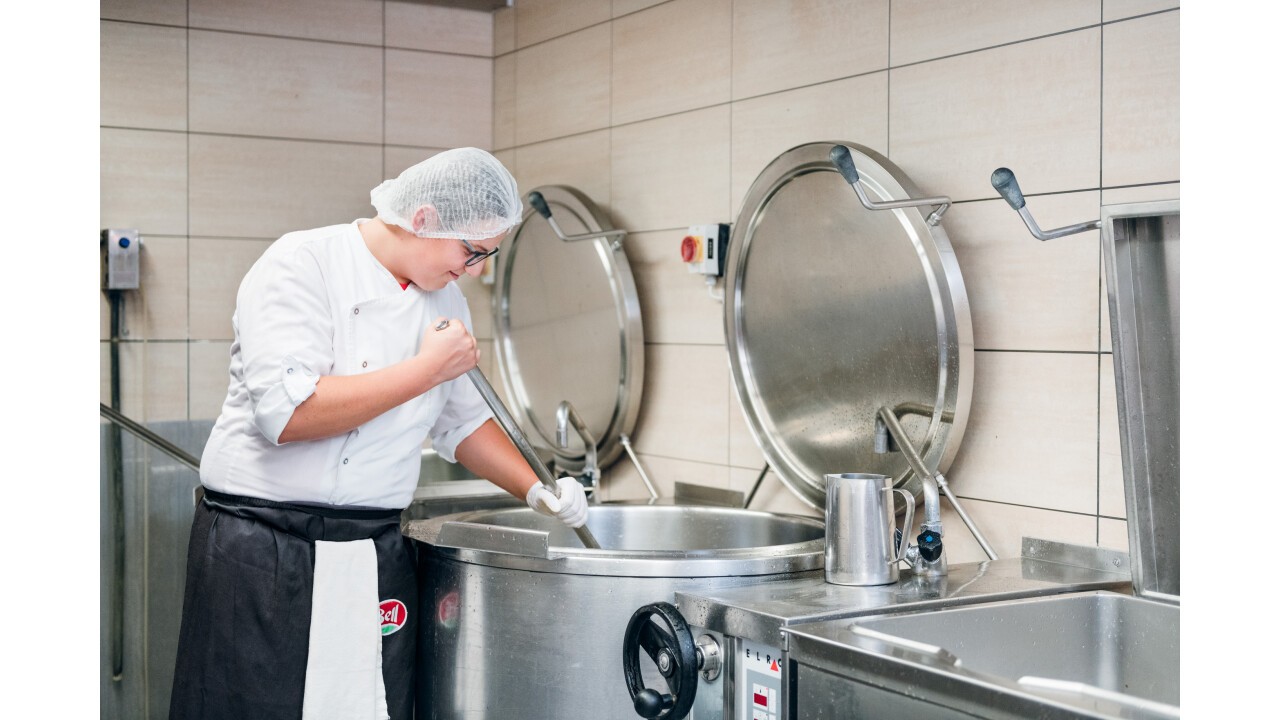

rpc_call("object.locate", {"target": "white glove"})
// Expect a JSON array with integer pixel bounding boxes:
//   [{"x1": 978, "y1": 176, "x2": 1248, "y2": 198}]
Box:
[{"x1": 526, "y1": 477, "x2": 589, "y2": 528}]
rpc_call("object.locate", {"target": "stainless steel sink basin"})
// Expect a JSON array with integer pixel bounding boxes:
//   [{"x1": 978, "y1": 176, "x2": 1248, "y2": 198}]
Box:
[{"x1": 785, "y1": 590, "x2": 1179, "y2": 719}]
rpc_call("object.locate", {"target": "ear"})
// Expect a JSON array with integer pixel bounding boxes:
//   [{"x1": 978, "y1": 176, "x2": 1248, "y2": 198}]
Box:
[{"x1": 412, "y1": 205, "x2": 441, "y2": 234}]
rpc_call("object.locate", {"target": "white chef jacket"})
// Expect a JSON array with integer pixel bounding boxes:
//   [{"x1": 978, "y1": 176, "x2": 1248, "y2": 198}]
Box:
[{"x1": 199, "y1": 220, "x2": 494, "y2": 509}]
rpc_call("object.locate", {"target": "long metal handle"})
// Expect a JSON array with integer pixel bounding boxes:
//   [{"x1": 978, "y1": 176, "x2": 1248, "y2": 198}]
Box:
[
  {"x1": 465, "y1": 368, "x2": 602, "y2": 549},
  {"x1": 831, "y1": 145, "x2": 951, "y2": 225},
  {"x1": 1017, "y1": 677, "x2": 1181, "y2": 719},
  {"x1": 618, "y1": 434, "x2": 660, "y2": 501},
  {"x1": 99, "y1": 403, "x2": 201, "y2": 472},
  {"x1": 933, "y1": 474, "x2": 999, "y2": 561},
  {"x1": 527, "y1": 191, "x2": 627, "y2": 244},
  {"x1": 990, "y1": 167, "x2": 1102, "y2": 241},
  {"x1": 848, "y1": 626, "x2": 962, "y2": 666}
]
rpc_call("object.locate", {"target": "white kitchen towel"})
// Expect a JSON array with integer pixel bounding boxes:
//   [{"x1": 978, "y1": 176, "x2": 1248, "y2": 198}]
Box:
[{"x1": 301, "y1": 539, "x2": 389, "y2": 720}]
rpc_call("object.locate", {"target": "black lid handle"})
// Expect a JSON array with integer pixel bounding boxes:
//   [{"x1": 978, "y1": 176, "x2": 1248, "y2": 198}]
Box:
[
  {"x1": 527, "y1": 191, "x2": 552, "y2": 219},
  {"x1": 990, "y1": 168, "x2": 1026, "y2": 210},
  {"x1": 830, "y1": 145, "x2": 860, "y2": 186}
]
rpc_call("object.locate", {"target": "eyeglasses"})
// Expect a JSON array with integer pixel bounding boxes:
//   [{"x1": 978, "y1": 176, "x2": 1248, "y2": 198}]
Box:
[{"x1": 458, "y1": 238, "x2": 500, "y2": 268}]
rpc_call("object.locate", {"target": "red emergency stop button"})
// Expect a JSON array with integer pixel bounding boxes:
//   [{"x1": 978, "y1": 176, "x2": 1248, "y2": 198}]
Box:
[{"x1": 680, "y1": 235, "x2": 698, "y2": 262}]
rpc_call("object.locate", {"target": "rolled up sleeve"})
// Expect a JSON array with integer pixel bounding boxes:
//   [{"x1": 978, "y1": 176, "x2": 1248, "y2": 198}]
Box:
[
  {"x1": 236, "y1": 247, "x2": 335, "y2": 445},
  {"x1": 252, "y1": 355, "x2": 320, "y2": 443}
]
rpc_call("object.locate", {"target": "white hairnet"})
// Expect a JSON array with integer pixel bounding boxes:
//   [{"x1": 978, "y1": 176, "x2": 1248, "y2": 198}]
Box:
[{"x1": 370, "y1": 147, "x2": 522, "y2": 241}]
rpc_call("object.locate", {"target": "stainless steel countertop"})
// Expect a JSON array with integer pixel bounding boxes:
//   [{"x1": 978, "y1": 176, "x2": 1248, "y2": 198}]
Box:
[{"x1": 676, "y1": 540, "x2": 1130, "y2": 647}]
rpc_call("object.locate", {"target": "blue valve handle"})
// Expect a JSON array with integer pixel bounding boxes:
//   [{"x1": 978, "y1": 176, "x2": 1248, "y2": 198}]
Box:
[
  {"x1": 990, "y1": 167, "x2": 1026, "y2": 210},
  {"x1": 527, "y1": 190, "x2": 552, "y2": 219},
  {"x1": 829, "y1": 145, "x2": 861, "y2": 186}
]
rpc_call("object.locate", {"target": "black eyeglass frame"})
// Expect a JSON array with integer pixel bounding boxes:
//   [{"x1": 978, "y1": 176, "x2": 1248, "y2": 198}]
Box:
[{"x1": 458, "y1": 238, "x2": 501, "y2": 268}]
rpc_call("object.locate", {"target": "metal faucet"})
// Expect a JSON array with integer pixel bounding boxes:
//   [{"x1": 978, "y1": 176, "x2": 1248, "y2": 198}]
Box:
[
  {"x1": 556, "y1": 401, "x2": 600, "y2": 501},
  {"x1": 873, "y1": 406, "x2": 1000, "y2": 578},
  {"x1": 874, "y1": 407, "x2": 947, "y2": 577}
]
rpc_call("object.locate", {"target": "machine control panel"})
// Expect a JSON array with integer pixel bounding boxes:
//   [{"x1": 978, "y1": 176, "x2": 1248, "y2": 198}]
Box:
[{"x1": 737, "y1": 640, "x2": 782, "y2": 720}]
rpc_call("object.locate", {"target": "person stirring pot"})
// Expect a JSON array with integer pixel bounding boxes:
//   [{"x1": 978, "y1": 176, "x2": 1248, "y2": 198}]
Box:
[{"x1": 169, "y1": 148, "x2": 588, "y2": 720}]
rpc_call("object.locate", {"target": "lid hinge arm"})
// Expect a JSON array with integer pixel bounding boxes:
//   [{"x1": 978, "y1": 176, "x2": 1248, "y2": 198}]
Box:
[{"x1": 830, "y1": 145, "x2": 952, "y2": 225}]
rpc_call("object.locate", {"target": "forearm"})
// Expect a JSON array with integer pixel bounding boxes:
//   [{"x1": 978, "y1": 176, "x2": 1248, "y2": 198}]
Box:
[
  {"x1": 278, "y1": 356, "x2": 438, "y2": 443},
  {"x1": 454, "y1": 420, "x2": 540, "y2": 500}
]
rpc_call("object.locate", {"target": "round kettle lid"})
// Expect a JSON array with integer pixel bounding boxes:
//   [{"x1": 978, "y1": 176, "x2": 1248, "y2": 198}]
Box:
[
  {"x1": 724, "y1": 142, "x2": 973, "y2": 509},
  {"x1": 492, "y1": 185, "x2": 644, "y2": 473}
]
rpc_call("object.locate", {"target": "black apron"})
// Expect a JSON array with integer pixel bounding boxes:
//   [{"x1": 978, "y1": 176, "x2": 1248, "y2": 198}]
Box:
[{"x1": 168, "y1": 489, "x2": 417, "y2": 720}]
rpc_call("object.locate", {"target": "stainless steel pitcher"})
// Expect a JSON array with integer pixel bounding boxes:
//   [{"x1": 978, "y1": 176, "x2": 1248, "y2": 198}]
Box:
[{"x1": 824, "y1": 473, "x2": 915, "y2": 586}]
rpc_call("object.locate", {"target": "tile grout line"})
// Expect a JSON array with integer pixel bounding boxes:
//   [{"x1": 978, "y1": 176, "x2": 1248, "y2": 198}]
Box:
[
  {"x1": 186, "y1": 17, "x2": 192, "y2": 424},
  {"x1": 1096, "y1": 2, "x2": 1105, "y2": 545},
  {"x1": 886, "y1": 0, "x2": 892, "y2": 158}
]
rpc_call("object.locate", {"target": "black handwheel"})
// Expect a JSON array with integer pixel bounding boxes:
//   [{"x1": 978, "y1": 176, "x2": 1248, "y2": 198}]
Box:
[{"x1": 623, "y1": 602, "x2": 698, "y2": 720}]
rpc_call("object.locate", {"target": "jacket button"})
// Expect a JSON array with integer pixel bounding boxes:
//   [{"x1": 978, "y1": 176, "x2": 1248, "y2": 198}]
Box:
[
  {"x1": 362, "y1": 361, "x2": 368, "y2": 368},
  {"x1": 343, "y1": 458, "x2": 349, "y2": 465},
  {"x1": 353, "y1": 308, "x2": 359, "y2": 315}
]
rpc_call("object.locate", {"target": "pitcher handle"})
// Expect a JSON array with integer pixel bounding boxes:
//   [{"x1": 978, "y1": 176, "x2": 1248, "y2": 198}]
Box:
[{"x1": 886, "y1": 488, "x2": 916, "y2": 565}]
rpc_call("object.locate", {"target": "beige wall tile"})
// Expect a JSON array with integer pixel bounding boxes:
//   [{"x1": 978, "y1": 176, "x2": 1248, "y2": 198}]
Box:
[
  {"x1": 612, "y1": 106, "x2": 730, "y2": 232},
  {"x1": 386, "y1": 2, "x2": 492, "y2": 56},
  {"x1": 383, "y1": 146, "x2": 445, "y2": 180},
  {"x1": 103, "y1": 342, "x2": 189, "y2": 422},
  {"x1": 1103, "y1": 0, "x2": 1178, "y2": 22},
  {"x1": 630, "y1": 344, "x2": 729, "y2": 465},
  {"x1": 1101, "y1": 183, "x2": 1179, "y2": 205},
  {"x1": 626, "y1": 230, "x2": 724, "y2": 345},
  {"x1": 728, "y1": 382, "x2": 768, "y2": 470},
  {"x1": 604, "y1": 453, "x2": 730, "y2": 502},
  {"x1": 947, "y1": 193, "x2": 1100, "y2": 351},
  {"x1": 189, "y1": 0, "x2": 383, "y2": 45},
  {"x1": 612, "y1": 0, "x2": 731, "y2": 125},
  {"x1": 189, "y1": 31, "x2": 382, "y2": 144},
  {"x1": 730, "y1": 73, "x2": 888, "y2": 216},
  {"x1": 1103, "y1": 12, "x2": 1180, "y2": 186},
  {"x1": 614, "y1": 0, "x2": 668, "y2": 16},
  {"x1": 515, "y1": 25, "x2": 611, "y2": 146},
  {"x1": 940, "y1": 499, "x2": 1098, "y2": 565},
  {"x1": 516, "y1": 0, "x2": 611, "y2": 49},
  {"x1": 891, "y1": 0, "x2": 1099, "y2": 66},
  {"x1": 946, "y1": 352, "x2": 1099, "y2": 514},
  {"x1": 730, "y1": 468, "x2": 822, "y2": 518},
  {"x1": 189, "y1": 342, "x2": 233, "y2": 421},
  {"x1": 189, "y1": 134, "x2": 382, "y2": 239},
  {"x1": 890, "y1": 29, "x2": 1101, "y2": 201},
  {"x1": 124, "y1": 236, "x2": 188, "y2": 341},
  {"x1": 101, "y1": 21, "x2": 187, "y2": 131},
  {"x1": 387, "y1": 50, "x2": 492, "y2": 149},
  {"x1": 493, "y1": 54, "x2": 516, "y2": 149},
  {"x1": 494, "y1": 6, "x2": 515, "y2": 55},
  {"x1": 514, "y1": 130, "x2": 612, "y2": 210},
  {"x1": 188, "y1": 238, "x2": 272, "y2": 340},
  {"x1": 494, "y1": 149, "x2": 516, "y2": 177},
  {"x1": 101, "y1": 0, "x2": 186, "y2": 25},
  {"x1": 1099, "y1": 353, "x2": 1126, "y2": 518},
  {"x1": 732, "y1": 0, "x2": 889, "y2": 100},
  {"x1": 1098, "y1": 517, "x2": 1129, "y2": 552},
  {"x1": 455, "y1": 275, "x2": 494, "y2": 341},
  {"x1": 101, "y1": 128, "x2": 188, "y2": 236}
]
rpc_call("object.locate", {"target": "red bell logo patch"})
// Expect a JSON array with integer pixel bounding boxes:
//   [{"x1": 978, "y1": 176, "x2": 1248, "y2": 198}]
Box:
[{"x1": 380, "y1": 599, "x2": 407, "y2": 636}]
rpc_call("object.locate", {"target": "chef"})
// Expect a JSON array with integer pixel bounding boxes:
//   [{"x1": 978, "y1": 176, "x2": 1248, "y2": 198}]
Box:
[{"x1": 168, "y1": 148, "x2": 588, "y2": 720}]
